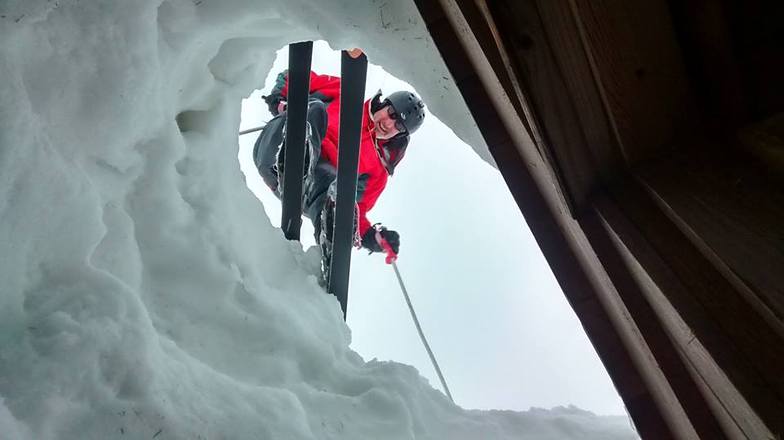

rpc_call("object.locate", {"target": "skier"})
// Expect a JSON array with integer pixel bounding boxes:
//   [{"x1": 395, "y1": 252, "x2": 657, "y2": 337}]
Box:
[{"x1": 252, "y1": 69, "x2": 425, "y2": 258}]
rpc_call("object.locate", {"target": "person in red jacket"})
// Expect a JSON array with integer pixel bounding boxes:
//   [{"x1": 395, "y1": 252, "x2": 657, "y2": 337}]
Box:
[{"x1": 253, "y1": 70, "x2": 426, "y2": 256}]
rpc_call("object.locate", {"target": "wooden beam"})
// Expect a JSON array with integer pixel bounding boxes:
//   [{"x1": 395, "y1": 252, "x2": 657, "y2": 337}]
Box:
[
  {"x1": 412, "y1": 0, "x2": 684, "y2": 437},
  {"x1": 604, "y1": 166, "x2": 784, "y2": 436},
  {"x1": 414, "y1": 0, "x2": 784, "y2": 437},
  {"x1": 581, "y1": 197, "x2": 727, "y2": 439},
  {"x1": 596, "y1": 192, "x2": 776, "y2": 439},
  {"x1": 641, "y1": 153, "x2": 784, "y2": 324}
]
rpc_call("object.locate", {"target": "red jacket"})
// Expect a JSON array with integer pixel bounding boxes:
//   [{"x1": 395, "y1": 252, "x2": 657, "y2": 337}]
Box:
[{"x1": 281, "y1": 72, "x2": 388, "y2": 237}]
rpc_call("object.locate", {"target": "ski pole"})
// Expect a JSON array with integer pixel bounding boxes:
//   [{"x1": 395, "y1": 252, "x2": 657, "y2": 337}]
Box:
[
  {"x1": 239, "y1": 125, "x2": 264, "y2": 136},
  {"x1": 375, "y1": 232, "x2": 455, "y2": 403}
]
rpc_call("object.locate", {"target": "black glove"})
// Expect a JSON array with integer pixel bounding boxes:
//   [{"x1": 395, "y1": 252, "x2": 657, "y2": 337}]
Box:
[
  {"x1": 262, "y1": 93, "x2": 285, "y2": 116},
  {"x1": 361, "y1": 225, "x2": 400, "y2": 254}
]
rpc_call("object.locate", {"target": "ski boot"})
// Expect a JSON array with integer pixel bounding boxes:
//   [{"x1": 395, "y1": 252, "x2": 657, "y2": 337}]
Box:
[
  {"x1": 317, "y1": 185, "x2": 336, "y2": 288},
  {"x1": 315, "y1": 181, "x2": 360, "y2": 289}
]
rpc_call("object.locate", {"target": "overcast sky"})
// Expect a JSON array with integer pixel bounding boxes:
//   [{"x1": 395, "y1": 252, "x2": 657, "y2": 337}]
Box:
[{"x1": 238, "y1": 41, "x2": 627, "y2": 416}]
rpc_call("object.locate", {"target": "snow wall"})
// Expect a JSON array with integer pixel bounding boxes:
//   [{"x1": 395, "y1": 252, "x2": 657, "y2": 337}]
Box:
[{"x1": 0, "y1": 0, "x2": 636, "y2": 438}]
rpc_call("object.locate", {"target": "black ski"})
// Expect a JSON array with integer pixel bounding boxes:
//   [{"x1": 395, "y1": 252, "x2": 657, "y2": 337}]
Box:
[
  {"x1": 327, "y1": 50, "x2": 368, "y2": 318},
  {"x1": 280, "y1": 41, "x2": 313, "y2": 241}
]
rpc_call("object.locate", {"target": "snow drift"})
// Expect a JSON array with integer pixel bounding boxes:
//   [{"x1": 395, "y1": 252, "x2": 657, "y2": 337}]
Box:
[{"x1": 0, "y1": 0, "x2": 636, "y2": 438}]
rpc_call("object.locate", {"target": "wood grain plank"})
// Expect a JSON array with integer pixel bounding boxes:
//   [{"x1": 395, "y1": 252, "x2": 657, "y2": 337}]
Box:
[
  {"x1": 570, "y1": 0, "x2": 697, "y2": 164},
  {"x1": 606, "y1": 171, "x2": 784, "y2": 435},
  {"x1": 638, "y1": 152, "x2": 784, "y2": 325},
  {"x1": 595, "y1": 196, "x2": 776, "y2": 439}
]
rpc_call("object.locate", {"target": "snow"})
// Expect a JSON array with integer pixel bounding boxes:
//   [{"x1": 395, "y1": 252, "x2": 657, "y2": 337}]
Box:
[{"x1": 0, "y1": 1, "x2": 636, "y2": 439}]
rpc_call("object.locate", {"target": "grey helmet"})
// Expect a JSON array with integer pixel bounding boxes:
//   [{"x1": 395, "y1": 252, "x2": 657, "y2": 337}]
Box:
[{"x1": 384, "y1": 91, "x2": 426, "y2": 135}]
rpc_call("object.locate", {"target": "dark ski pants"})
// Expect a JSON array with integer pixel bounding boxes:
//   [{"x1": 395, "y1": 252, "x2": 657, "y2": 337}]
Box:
[{"x1": 252, "y1": 99, "x2": 337, "y2": 230}]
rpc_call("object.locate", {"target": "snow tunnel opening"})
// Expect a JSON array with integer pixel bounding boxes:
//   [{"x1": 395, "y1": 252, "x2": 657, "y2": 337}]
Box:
[{"x1": 235, "y1": 40, "x2": 627, "y2": 416}]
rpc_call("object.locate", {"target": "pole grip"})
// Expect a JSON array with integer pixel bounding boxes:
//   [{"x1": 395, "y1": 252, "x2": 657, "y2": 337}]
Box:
[{"x1": 375, "y1": 230, "x2": 398, "y2": 264}]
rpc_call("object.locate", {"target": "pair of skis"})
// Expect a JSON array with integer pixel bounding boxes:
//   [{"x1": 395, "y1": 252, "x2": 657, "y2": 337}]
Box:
[{"x1": 280, "y1": 41, "x2": 367, "y2": 319}]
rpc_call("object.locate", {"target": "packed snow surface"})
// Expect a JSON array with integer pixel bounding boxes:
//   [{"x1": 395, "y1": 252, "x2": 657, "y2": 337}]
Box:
[{"x1": 0, "y1": 0, "x2": 637, "y2": 438}]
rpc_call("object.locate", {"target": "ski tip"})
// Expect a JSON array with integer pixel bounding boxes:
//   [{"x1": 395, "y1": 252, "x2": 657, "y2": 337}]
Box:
[{"x1": 346, "y1": 48, "x2": 364, "y2": 59}]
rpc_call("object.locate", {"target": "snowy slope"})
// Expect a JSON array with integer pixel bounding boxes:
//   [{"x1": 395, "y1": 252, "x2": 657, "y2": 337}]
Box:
[{"x1": 0, "y1": 0, "x2": 636, "y2": 438}]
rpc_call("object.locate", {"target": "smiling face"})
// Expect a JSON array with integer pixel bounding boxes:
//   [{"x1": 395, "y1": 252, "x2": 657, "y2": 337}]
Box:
[{"x1": 371, "y1": 105, "x2": 406, "y2": 140}]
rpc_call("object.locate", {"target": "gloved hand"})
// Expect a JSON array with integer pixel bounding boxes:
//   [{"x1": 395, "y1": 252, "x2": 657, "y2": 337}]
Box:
[
  {"x1": 262, "y1": 93, "x2": 285, "y2": 116},
  {"x1": 361, "y1": 225, "x2": 400, "y2": 255}
]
